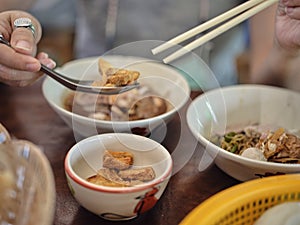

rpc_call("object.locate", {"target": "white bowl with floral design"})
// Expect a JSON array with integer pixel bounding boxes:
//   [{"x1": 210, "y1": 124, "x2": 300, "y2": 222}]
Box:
[{"x1": 64, "y1": 133, "x2": 172, "y2": 220}]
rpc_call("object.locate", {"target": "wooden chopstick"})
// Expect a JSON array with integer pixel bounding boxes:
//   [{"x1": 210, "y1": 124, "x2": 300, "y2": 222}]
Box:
[
  {"x1": 152, "y1": 0, "x2": 278, "y2": 64},
  {"x1": 152, "y1": 0, "x2": 265, "y2": 55}
]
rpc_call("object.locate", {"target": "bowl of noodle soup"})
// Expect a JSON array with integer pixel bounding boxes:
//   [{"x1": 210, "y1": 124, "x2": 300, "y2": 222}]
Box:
[
  {"x1": 42, "y1": 56, "x2": 190, "y2": 139},
  {"x1": 187, "y1": 84, "x2": 300, "y2": 181}
]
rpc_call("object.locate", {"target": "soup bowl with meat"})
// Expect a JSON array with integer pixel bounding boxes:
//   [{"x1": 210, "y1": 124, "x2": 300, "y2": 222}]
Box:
[
  {"x1": 187, "y1": 84, "x2": 300, "y2": 181},
  {"x1": 42, "y1": 56, "x2": 190, "y2": 139},
  {"x1": 64, "y1": 133, "x2": 172, "y2": 221}
]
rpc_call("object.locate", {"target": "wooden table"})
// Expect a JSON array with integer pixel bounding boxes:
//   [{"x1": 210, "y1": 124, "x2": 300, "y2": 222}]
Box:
[{"x1": 0, "y1": 79, "x2": 240, "y2": 225}]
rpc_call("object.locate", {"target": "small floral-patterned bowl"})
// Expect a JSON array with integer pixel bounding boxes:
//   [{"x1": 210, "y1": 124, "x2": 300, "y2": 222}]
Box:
[{"x1": 64, "y1": 133, "x2": 172, "y2": 221}]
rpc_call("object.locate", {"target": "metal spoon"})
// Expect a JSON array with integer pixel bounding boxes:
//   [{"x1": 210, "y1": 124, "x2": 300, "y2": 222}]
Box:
[{"x1": 0, "y1": 35, "x2": 139, "y2": 95}]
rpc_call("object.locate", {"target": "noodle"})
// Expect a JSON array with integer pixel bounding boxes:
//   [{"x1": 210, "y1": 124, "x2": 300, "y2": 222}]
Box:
[
  {"x1": 220, "y1": 128, "x2": 260, "y2": 154},
  {"x1": 216, "y1": 126, "x2": 300, "y2": 164}
]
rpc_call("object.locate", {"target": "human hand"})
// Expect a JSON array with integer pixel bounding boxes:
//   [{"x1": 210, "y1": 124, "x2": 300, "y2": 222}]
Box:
[
  {"x1": 0, "y1": 10, "x2": 56, "y2": 87},
  {"x1": 275, "y1": 0, "x2": 300, "y2": 55}
]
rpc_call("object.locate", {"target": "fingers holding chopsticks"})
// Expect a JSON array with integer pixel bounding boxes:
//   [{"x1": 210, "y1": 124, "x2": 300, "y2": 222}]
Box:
[
  {"x1": 280, "y1": 0, "x2": 300, "y2": 17},
  {"x1": 274, "y1": 0, "x2": 300, "y2": 54}
]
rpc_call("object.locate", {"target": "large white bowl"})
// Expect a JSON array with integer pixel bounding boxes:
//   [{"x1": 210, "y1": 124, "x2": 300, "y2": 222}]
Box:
[
  {"x1": 187, "y1": 84, "x2": 300, "y2": 181},
  {"x1": 42, "y1": 56, "x2": 190, "y2": 139},
  {"x1": 64, "y1": 133, "x2": 172, "y2": 221}
]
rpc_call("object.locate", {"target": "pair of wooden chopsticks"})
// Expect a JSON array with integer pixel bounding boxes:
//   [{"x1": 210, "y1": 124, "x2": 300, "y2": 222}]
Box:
[{"x1": 152, "y1": 0, "x2": 278, "y2": 64}]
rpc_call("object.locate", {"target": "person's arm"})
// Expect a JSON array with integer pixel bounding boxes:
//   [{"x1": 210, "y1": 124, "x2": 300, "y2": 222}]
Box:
[
  {"x1": 0, "y1": 10, "x2": 55, "y2": 87},
  {"x1": 248, "y1": 4, "x2": 278, "y2": 84}
]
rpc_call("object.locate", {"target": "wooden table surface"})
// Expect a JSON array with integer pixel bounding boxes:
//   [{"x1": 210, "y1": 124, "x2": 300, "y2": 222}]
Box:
[{"x1": 0, "y1": 79, "x2": 240, "y2": 225}]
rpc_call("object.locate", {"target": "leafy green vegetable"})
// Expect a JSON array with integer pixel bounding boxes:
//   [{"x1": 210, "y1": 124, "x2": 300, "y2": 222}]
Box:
[{"x1": 224, "y1": 132, "x2": 236, "y2": 142}]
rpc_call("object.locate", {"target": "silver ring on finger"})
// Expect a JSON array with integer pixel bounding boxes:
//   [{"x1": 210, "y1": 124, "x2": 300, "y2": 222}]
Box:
[{"x1": 13, "y1": 18, "x2": 36, "y2": 38}]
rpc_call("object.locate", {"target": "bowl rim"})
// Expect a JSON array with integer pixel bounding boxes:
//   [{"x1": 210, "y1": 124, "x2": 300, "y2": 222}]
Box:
[
  {"x1": 42, "y1": 55, "x2": 191, "y2": 125},
  {"x1": 187, "y1": 84, "x2": 300, "y2": 169},
  {"x1": 64, "y1": 133, "x2": 173, "y2": 193}
]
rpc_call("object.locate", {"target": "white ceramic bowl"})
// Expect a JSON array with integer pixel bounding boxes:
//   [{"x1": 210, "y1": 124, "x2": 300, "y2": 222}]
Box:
[
  {"x1": 187, "y1": 84, "x2": 300, "y2": 181},
  {"x1": 42, "y1": 56, "x2": 190, "y2": 138},
  {"x1": 0, "y1": 124, "x2": 56, "y2": 225},
  {"x1": 64, "y1": 133, "x2": 172, "y2": 221}
]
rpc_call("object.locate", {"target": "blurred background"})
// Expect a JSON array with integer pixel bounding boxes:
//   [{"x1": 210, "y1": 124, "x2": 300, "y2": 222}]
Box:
[
  {"x1": 25, "y1": 0, "x2": 250, "y2": 89},
  {"x1": 28, "y1": 0, "x2": 76, "y2": 65},
  {"x1": 4, "y1": 0, "x2": 295, "y2": 91}
]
